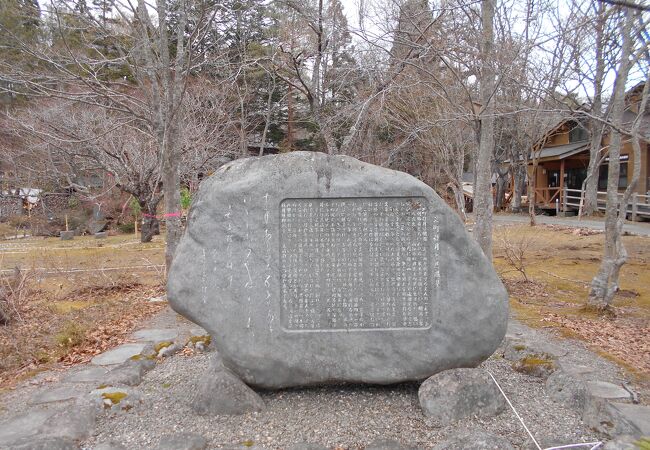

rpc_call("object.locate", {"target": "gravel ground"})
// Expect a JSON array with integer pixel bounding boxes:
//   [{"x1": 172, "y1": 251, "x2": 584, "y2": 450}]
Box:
[{"x1": 81, "y1": 345, "x2": 601, "y2": 450}]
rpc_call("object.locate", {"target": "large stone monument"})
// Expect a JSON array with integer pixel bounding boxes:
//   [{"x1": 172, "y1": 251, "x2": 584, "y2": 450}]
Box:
[{"x1": 168, "y1": 152, "x2": 508, "y2": 389}]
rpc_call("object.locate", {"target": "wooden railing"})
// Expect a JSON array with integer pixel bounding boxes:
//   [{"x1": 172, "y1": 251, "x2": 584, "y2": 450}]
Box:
[
  {"x1": 562, "y1": 188, "x2": 650, "y2": 220},
  {"x1": 533, "y1": 187, "x2": 562, "y2": 205}
]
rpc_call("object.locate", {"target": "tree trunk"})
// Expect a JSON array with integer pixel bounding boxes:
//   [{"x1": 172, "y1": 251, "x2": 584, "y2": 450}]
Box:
[
  {"x1": 587, "y1": 7, "x2": 637, "y2": 311},
  {"x1": 139, "y1": 200, "x2": 160, "y2": 243},
  {"x1": 511, "y1": 164, "x2": 526, "y2": 212},
  {"x1": 162, "y1": 151, "x2": 182, "y2": 271},
  {"x1": 473, "y1": 0, "x2": 496, "y2": 259},
  {"x1": 583, "y1": 123, "x2": 604, "y2": 216}
]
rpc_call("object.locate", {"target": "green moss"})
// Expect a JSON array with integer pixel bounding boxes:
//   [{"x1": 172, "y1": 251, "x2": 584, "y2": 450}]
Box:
[
  {"x1": 514, "y1": 355, "x2": 556, "y2": 376},
  {"x1": 188, "y1": 335, "x2": 211, "y2": 346},
  {"x1": 154, "y1": 341, "x2": 173, "y2": 353},
  {"x1": 96, "y1": 384, "x2": 110, "y2": 389},
  {"x1": 162, "y1": 382, "x2": 171, "y2": 389},
  {"x1": 55, "y1": 321, "x2": 87, "y2": 349},
  {"x1": 102, "y1": 391, "x2": 127, "y2": 405},
  {"x1": 241, "y1": 440, "x2": 255, "y2": 447},
  {"x1": 513, "y1": 344, "x2": 527, "y2": 351},
  {"x1": 634, "y1": 437, "x2": 650, "y2": 450}
]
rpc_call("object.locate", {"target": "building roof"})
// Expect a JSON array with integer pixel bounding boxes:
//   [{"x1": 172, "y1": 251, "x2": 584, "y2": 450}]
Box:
[{"x1": 536, "y1": 141, "x2": 589, "y2": 161}]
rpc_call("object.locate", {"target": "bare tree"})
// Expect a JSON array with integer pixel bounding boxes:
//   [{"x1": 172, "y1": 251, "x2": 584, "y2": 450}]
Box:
[
  {"x1": 587, "y1": 4, "x2": 648, "y2": 310},
  {"x1": 0, "y1": 0, "x2": 218, "y2": 269}
]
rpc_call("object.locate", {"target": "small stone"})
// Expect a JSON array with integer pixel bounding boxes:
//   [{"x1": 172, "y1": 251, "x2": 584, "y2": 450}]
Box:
[
  {"x1": 192, "y1": 356, "x2": 265, "y2": 415},
  {"x1": 10, "y1": 437, "x2": 78, "y2": 450},
  {"x1": 90, "y1": 386, "x2": 141, "y2": 411},
  {"x1": 546, "y1": 368, "x2": 588, "y2": 410},
  {"x1": 583, "y1": 399, "x2": 650, "y2": 437},
  {"x1": 586, "y1": 381, "x2": 631, "y2": 400},
  {"x1": 418, "y1": 368, "x2": 506, "y2": 425},
  {"x1": 157, "y1": 342, "x2": 182, "y2": 358},
  {"x1": 155, "y1": 432, "x2": 207, "y2": 450},
  {"x1": 60, "y1": 231, "x2": 74, "y2": 241},
  {"x1": 94, "y1": 441, "x2": 128, "y2": 450},
  {"x1": 132, "y1": 328, "x2": 179, "y2": 342},
  {"x1": 148, "y1": 296, "x2": 167, "y2": 303},
  {"x1": 366, "y1": 439, "x2": 417, "y2": 449},
  {"x1": 64, "y1": 366, "x2": 111, "y2": 384},
  {"x1": 29, "y1": 385, "x2": 88, "y2": 405},
  {"x1": 433, "y1": 431, "x2": 515, "y2": 450},
  {"x1": 94, "y1": 231, "x2": 108, "y2": 239},
  {"x1": 91, "y1": 343, "x2": 147, "y2": 366},
  {"x1": 603, "y1": 435, "x2": 645, "y2": 450},
  {"x1": 287, "y1": 444, "x2": 328, "y2": 450}
]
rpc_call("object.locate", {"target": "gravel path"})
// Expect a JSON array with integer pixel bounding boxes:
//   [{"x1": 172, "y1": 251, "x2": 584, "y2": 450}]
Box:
[
  {"x1": 487, "y1": 213, "x2": 650, "y2": 236},
  {"x1": 81, "y1": 332, "x2": 603, "y2": 449}
]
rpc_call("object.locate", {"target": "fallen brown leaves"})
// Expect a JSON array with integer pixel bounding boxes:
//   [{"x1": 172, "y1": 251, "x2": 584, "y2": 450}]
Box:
[
  {"x1": 0, "y1": 282, "x2": 165, "y2": 388},
  {"x1": 543, "y1": 313, "x2": 650, "y2": 375}
]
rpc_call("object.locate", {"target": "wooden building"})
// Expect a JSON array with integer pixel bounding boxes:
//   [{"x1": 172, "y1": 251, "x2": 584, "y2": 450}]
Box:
[{"x1": 527, "y1": 84, "x2": 650, "y2": 217}]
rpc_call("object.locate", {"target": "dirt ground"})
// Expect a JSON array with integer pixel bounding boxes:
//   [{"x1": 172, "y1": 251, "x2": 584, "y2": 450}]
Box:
[
  {"x1": 0, "y1": 234, "x2": 166, "y2": 389},
  {"x1": 493, "y1": 223, "x2": 650, "y2": 380},
  {"x1": 1, "y1": 223, "x2": 649, "y2": 391}
]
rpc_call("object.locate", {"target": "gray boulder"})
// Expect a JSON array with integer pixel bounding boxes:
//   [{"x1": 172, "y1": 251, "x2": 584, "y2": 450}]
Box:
[
  {"x1": 433, "y1": 431, "x2": 515, "y2": 450},
  {"x1": 191, "y1": 356, "x2": 265, "y2": 415},
  {"x1": 155, "y1": 432, "x2": 208, "y2": 450},
  {"x1": 168, "y1": 152, "x2": 508, "y2": 389},
  {"x1": 10, "y1": 437, "x2": 78, "y2": 450},
  {"x1": 366, "y1": 439, "x2": 417, "y2": 449},
  {"x1": 418, "y1": 368, "x2": 506, "y2": 425},
  {"x1": 287, "y1": 444, "x2": 328, "y2": 450}
]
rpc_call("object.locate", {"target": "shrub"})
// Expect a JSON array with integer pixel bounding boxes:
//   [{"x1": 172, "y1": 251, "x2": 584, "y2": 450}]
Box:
[{"x1": 0, "y1": 267, "x2": 31, "y2": 325}]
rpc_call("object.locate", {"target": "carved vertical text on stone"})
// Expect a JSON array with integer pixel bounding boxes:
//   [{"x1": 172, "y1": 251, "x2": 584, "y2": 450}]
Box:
[{"x1": 280, "y1": 197, "x2": 432, "y2": 331}]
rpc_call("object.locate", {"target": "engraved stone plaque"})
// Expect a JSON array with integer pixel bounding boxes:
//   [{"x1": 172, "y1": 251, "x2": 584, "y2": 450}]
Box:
[
  {"x1": 280, "y1": 197, "x2": 431, "y2": 331},
  {"x1": 169, "y1": 151, "x2": 508, "y2": 389}
]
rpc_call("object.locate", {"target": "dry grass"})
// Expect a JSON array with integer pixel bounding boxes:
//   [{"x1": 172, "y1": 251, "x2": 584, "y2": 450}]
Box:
[
  {"x1": 494, "y1": 224, "x2": 650, "y2": 379},
  {"x1": 0, "y1": 234, "x2": 166, "y2": 389}
]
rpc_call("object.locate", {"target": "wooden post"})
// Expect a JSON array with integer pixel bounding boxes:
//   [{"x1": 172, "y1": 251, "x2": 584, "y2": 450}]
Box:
[
  {"x1": 559, "y1": 159, "x2": 565, "y2": 197},
  {"x1": 563, "y1": 186, "x2": 568, "y2": 213},
  {"x1": 134, "y1": 217, "x2": 138, "y2": 235},
  {"x1": 632, "y1": 192, "x2": 638, "y2": 222},
  {"x1": 65, "y1": 214, "x2": 69, "y2": 232}
]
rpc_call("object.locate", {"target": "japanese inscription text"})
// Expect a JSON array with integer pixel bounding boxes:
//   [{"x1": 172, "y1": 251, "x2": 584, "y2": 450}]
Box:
[{"x1": 280, "y1": 197, "x2": 432, "y2": 331}]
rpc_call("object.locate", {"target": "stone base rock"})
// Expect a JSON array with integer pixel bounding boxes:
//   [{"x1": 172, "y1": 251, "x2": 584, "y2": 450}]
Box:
[
  {"x1": 10, "y1": 436, "x2": 78, "y2": 450},
  {"x1": 287, "y1": 444, "x2": 328, "y2": 450},
  {"x1": 60, "y1": 231, "x2": 74, "y2": 241},
  {"x1": 365, "y1": 439, "x2": 417, "y2": 450},
  {"x1": 91, "y1": 343, "x2": 147, "y2": 366},
  {"x1": 0, "y1": 402, "x2": 96, "y2": 448},
  {"x1": 155, "y1": 432, "x2": 208, "y2": 450},
  {"x1": 418, "y1": 368, "x2": 506, "y2": 425},
  {"x1": 433, "y1": 431, "x2": 515, "y2": 450},
  {"x1": 191, "y1": 357, "x2": 265, "y2": 416},
  {"x1": 583, "y1": 399, "x2": 650, "y2": 437}
]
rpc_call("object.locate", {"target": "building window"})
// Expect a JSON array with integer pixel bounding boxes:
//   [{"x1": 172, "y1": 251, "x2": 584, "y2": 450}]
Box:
[
  {"x1": 569, "y1": 125, "x2": 589, "y2": 143},
  {"x1": 597, "y1": 162, "x2": 628, "y2": 190}
]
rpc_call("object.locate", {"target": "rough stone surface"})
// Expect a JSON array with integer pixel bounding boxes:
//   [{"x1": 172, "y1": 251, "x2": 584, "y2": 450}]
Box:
[
  {"x1": 91, "y1": 343, "x2": 146, "y2": 366},
  {"x1": 29, "y1": 385, "x2": 89, "y2": 405},
  {"x1": 286, "y1": 444, "x2": 328, "y2": 450},
  {"x1": 168, "y1": 152, "x2": 508, "y2": 388},
  {"x1": 583, "y1": 398, "x2": 649, "y2": 437},
  {"x1": 94, "y1": 231, "x2": 108, "y2": 239},
  {"x1": 432, "y1": 431, "x2": 515, "y2": 450},
  {"x1": 0, "y1": 402, "x2": 96, "y2": 447},
  {"x1": 545, "y1": 368, "x2": 588, "y2": 410},
  {"x1": 93, "y1": 441, "x2": 128, "y2": 450},
  {"x1": 155, "y1": 432, "x2": 208, "y2": 450},
  {"x1": 10, "y1": 436, "x2": 78, "y2": 450},
  {"x1": 191, "y1": 357, "x2": 265, "y2": 415},
  {"x1": 586, "y1": 381, "x2": 631, "y2": 400},
  {"x1": 64, "y1": 366, "x2": 111, "y2": 383},
  {"x1": 365, "y1": 439, "x2": 417, "y2": 449},
  {"x1": 60, "y1": 231, "x2": 74, "y2": 240},
  {"x1": 131, "y1": 328, "x2": 179, "y2": 342},
  {"x1": 418, "y1": 368, "x2": 507, "y2": 424},
  {"x1": 603, "y1": 435, "x2": 645, "y2": 450}
]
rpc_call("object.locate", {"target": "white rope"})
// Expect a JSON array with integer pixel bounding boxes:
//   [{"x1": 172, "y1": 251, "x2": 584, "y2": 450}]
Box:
[
  {"x1": 0, "y1": 264, "x2": 164, "y2": 275},
  {"x1": 545, "y1": 442, "x2": 603, "y2": 450},
  {"x1": 488, "y1": 370, "x2": 543, "y2": 450},
  {"x1": 488, "y1": 371, "x2": 603, "y2": 450}
]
